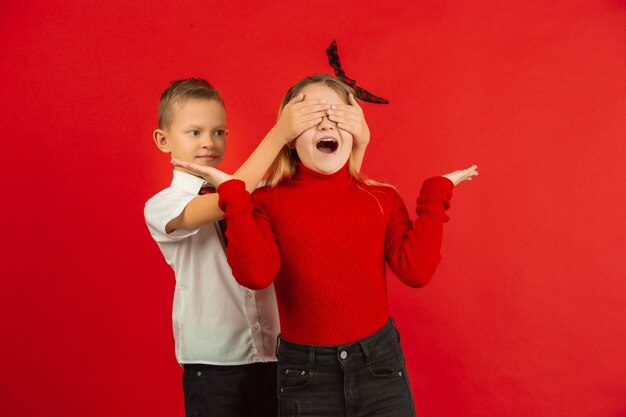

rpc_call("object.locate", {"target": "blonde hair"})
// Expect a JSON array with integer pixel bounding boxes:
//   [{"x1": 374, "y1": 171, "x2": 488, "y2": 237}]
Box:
[
  {"x1": 265, "y1": 74, "x2": 389, "y2": 188},
  {"x1": 158, "y1": 78, "x2": 224, "y2": 129}
]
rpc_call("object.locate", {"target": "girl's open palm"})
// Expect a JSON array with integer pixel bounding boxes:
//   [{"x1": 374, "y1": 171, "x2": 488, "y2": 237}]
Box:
[
  {"x1": 171, "y1": 158, "x2": 233, "y2": 187},
  {"x1": 442, "y1": 165, "x2": 479, "y2": 186}
]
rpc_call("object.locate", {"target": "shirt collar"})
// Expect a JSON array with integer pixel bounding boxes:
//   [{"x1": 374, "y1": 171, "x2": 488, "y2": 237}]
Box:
[{"x1": 170, "y1": 170, "x2": 209, "y2": 195}]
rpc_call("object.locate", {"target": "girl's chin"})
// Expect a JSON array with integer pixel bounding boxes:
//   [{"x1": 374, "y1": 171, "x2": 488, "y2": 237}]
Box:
[{"x1": 301, "y1": 154, "x2": 350, "y2": 175}]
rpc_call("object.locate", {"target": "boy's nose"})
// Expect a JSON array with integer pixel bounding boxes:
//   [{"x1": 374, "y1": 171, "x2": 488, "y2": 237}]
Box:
[{"x1": 200, "y1": 133, "x2": 215, "y2": 148}]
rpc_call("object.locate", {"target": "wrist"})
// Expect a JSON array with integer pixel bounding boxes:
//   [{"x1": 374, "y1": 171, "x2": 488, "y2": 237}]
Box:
[
  {"x1": 353, "y1": 141, "x2": 369, "y2": 152},
  {"x1": 270, "y1": 124, "x2": 295, "y2": 145}
]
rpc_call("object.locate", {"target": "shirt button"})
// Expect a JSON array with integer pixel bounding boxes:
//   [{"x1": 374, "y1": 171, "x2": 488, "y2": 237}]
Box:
[
  {"x1": 340, "y1": 351, "x2": 348, "y2": 360},
  {"x1": 255, "y1": 323, "x2": 260, "y2": 331},
  {"x1": 247, "y1": 291, "x2": 253, "y2": 298}
]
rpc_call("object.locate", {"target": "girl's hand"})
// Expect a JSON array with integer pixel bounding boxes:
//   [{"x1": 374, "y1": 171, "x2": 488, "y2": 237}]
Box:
[
  {"x1": 327, "y1": 93, "x2": 370, "y2": 150},
  {"x1": 274, "y1": 93, "x2": 332, "y2": 143},
  {"x1": 171, "y1": 158, "x2": 233, "y2": 187},
  {"x1": 442, "y1": 165, "x2": 479, "y2": 186}
]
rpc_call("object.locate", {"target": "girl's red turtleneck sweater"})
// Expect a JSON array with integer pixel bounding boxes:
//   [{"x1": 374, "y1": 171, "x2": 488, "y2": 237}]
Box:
[{"x1": 218, "y1": 162, "x2": 454, "y2": 346}]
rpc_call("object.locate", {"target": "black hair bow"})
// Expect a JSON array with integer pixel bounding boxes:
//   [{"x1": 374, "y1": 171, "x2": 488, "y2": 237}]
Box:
[{"x1": 326, "y1": 39, "x2": 389, "y2": 104}]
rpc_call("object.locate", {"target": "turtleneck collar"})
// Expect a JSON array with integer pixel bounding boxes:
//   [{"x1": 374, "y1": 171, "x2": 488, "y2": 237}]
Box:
[{"x1": 292, "y1": 161, "x2": 351, "y2": 183}]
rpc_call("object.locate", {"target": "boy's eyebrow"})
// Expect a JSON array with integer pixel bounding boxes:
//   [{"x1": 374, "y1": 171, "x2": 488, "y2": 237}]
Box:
[{"x1": 184, "y1": 124, "x2": 227, "y2": 130}]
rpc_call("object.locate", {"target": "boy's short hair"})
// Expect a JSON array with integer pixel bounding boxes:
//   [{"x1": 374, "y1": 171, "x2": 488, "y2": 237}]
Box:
[{"x1": 158, "y1": 78, "x2": 224, "y2": 129}]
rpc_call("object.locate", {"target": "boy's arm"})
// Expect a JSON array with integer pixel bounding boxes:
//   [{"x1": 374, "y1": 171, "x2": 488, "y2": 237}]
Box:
[
  {"x1": 165, "y1": 127, "x2": 284, "y2": 233},
  {"x1": 165, "y1": 95, "x2": 331, "y2": 233}
]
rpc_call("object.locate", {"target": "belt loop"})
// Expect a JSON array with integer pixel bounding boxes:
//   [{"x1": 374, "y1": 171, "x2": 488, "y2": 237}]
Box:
[
  {"x1": 307, "y1": 346, "x2": 315, "y2": 371},
  {"x1": 358, "y1": 339, "x2": 370, "y2": 363},
  {"x1": 390, "y1": 317, "x2": 400, "y2": 343},
  {"x1": 275, "y1": 334, "x2": 281, "y2": 358}
]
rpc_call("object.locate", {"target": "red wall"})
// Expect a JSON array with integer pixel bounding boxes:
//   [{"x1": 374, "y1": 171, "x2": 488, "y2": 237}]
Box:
[{"x1": 2, "y1": 1, "x2": 626, "y2": 416}]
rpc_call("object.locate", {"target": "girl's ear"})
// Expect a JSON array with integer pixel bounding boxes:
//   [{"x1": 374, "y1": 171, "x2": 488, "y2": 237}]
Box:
[
  {"x1": 153, "y1": 129, "x2": 170, "y2": 153},
  {"x1": 287, "y1": 140, "x2": 296, "y2": 150}
]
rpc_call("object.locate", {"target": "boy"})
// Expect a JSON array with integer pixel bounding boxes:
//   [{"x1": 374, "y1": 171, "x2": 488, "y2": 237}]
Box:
[
  {"x1": 144, "y1": 78, "x2": 339, "y2": 417},
  {"x1": 144, "y1": 79, "x2": 342, "y2": 417}
]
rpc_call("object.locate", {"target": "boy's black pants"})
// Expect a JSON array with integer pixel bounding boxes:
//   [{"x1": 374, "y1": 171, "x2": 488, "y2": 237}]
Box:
[{"x1": 182, "y1": 362, "x2": 277, "y2": 417}]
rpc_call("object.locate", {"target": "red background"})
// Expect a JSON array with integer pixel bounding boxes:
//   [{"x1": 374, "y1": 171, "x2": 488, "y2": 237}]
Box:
[{"x1": 2, "y1": 1, "x2": 626, "y2": 416}]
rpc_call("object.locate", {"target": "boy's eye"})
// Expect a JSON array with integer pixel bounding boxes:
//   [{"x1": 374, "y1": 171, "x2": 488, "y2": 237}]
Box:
[
  {"x1": 190, "y1": 130, "x2": 200, "y2": 136},
  {"x1": 214, "y1": 129, "x2": 227, "y2": 137}
]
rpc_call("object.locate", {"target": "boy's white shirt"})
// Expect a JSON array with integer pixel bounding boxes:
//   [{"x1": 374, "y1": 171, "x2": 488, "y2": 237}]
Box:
[{"x1": 144, "y1": 170, "x2": 279, "y2": 365}]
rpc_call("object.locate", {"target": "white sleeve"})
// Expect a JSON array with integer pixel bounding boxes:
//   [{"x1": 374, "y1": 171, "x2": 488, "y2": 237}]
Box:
[{"x1": 144, "y1": 190, "x2": 200, "y2": 243}]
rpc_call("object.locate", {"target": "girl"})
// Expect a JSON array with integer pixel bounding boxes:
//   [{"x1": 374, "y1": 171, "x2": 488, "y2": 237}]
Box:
[{"x1": 173, "y1": 74, "x2": 478, "y2": 417}]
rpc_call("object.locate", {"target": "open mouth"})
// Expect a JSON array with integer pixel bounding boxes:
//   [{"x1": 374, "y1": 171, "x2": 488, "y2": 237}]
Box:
[{"x1": 315, "y1": 138, "x2": 339, "y2": 154}]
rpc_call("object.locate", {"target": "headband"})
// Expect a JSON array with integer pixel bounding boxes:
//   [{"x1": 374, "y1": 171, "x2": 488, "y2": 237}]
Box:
[{"x1": 326, "y1": 39, "x2": 389, "y2": 104}]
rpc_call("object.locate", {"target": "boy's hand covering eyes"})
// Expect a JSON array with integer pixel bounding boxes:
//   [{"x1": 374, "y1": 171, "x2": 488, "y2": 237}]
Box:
[
  {"x1": 275, "y1": 93, "x2": 332, "y2": 143},
  {"x1": 326, "y1": 94, "x2": 370, "y2": 150},
  {"x1": 171, "y1": 159, "x2": 234, "y2": 187}
]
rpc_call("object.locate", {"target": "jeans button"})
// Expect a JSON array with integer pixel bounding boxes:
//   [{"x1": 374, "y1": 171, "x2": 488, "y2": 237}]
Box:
[{"x1": 340, "y1": 351, "x2": 348, "y2": 360}]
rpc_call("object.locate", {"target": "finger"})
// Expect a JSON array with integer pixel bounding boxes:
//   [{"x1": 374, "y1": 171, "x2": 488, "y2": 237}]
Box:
[
  {"x1": 336, "y1": 122, "x2": 356, "y2": 133},
  {"x1": 171, "y1": 159, "x2": 197, "y2": 170},
  {"x1": 284, "y1": 93, "x2": 305, "y2": 109},
  {"x1": 297, "y1": 111, "x2": 331, "y2": 123},
  {"x1": 330, "y1": 104, "x2": 361, "y2": 114},
  {"x1": 291, "y1": 98, "x2": 327, "y2": 111},
  {"x1": 329, "y1": 117, "x2": 361, "y2": 132},
  {"x1": 348, "y1": 93, "x2": 362, "y2": 110},
  {"x1": 178, "y1": 164, "x2": 204, "y2": 175},
  {"x1": 298, "y1": 117, "x2": 324, "y2": 130},
  {"x1": 172, "y1": 162, "x2": 202, "y2": 176},
  {"x1": 328, "y1": 112, "x2": 361, "y2": 123},
  {"x1": 187, "y1": 162, "x2": 208, "y2": 172},
  {"x1": 295, "y1": 103, "x2": 333, "y2": 115}
]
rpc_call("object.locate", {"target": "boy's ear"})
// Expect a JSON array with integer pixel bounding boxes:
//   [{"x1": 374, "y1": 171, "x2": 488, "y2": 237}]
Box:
[{"x1": 153, "y1": 129, "x2": 170, "y2": 154}]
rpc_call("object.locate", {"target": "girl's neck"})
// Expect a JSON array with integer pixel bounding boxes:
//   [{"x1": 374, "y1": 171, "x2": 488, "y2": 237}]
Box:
[{"x1": 292, "y1": 161, "x2": 351, "y2": 183}]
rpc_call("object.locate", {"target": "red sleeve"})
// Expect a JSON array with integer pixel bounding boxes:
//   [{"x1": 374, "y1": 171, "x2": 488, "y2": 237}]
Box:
[
  {"x1": 217, "y1": 179, "x2": 280, "y2": 290},
  {"x1": 384, "y1": 176, "x2": 454, "y2": 288}
]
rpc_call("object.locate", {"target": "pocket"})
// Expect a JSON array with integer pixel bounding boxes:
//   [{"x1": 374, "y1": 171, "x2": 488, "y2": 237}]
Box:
[
  {"x1": 367, "y1": 348, "x2": 405, "y2": 378},
  {"x1": 185, "y1": 365, "x2": 237, "y2": 377},
  {"x1": 279, "y1": 367, "x2": 311, "y2": 391}
]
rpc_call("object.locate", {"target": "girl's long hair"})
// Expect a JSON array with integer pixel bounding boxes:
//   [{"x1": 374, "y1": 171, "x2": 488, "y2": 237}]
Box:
[{"x1": 264, "y1": 74, "x2": 390, "y2": 188}]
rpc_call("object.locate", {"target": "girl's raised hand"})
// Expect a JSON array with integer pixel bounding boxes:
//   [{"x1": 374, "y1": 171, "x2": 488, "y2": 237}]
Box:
[
  {"x1": 326, "y1": 93, "x2": 370, "y2": 150},
  {"x1": 441, "y1": 165, "x2": 479, "y2": 186},
  {"x1": 171, "y1": 158, "x2": 233, "y2": 187},
  {"x1": 275, "y1": 93, "x2": 332, "y2": 143}
]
